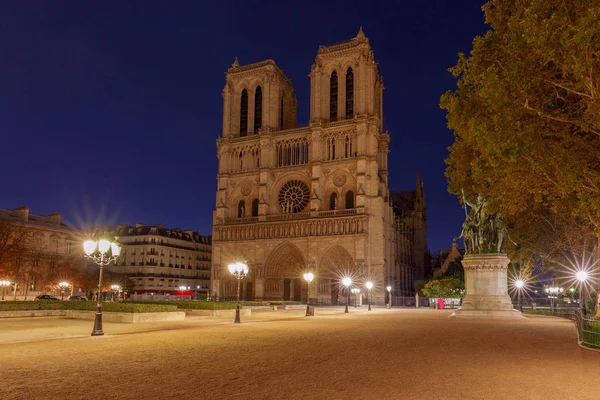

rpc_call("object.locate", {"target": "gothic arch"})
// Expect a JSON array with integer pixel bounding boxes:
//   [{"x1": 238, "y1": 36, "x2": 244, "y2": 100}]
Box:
[
  {"x1": 318, "y1": 245, "x2": 356, "y2": 278},
  {"x1": 264, "y1": 242, "x2": 306, "y2": 279}
]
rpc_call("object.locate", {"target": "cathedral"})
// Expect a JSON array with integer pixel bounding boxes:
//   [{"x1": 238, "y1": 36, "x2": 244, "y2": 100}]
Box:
[{"x1": 211, "y1": 29, "x2": 427, "y2": 302}]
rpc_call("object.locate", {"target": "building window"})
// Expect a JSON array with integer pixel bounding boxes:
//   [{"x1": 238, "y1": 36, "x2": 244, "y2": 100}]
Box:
[
  {"x1": 345, "y1": 191, "x2": 354, "y2": 209},
  {"x1": 251, "y1": 199, "x2": 259, "y2": 217},
  {"x1": 238, "y1": 200, "x2": 246, "y2": 218},
  {"x1": 254, "y1": 86, "x2": 262, "y2": 132},
  {"x1": 240, "y1": 89, "x2": 248, "y2": 136},
  {"x1": 329, "y1": 193, "x2": 337, "y2": 210},
  {"x1": 345, "y1": 67, "x2": 354, "y2": 118},
  {"x1": 66, "y1": 242, "x2": 72, "y2": 255},
  {"x1": 330, "y1": 71, "x2": 338, "y2": 121},
  {"x1": 275, "y1": 138, "x2": 309, "y2": 167}
]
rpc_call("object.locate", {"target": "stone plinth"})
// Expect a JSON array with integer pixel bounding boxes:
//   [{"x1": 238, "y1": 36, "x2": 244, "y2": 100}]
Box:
[{"x1": 451, "y1": 253, "x2": 524, "y2": 319}]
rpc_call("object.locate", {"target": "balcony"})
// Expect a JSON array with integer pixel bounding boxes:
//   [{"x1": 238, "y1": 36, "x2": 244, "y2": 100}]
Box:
[{"x1": 221, "y1": 207, "x2": 365, "y2": 225}]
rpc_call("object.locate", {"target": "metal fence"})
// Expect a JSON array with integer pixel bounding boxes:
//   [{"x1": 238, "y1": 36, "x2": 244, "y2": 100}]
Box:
[{"x1": 551, "y1": 307, "x2": 600, "y2": 349}]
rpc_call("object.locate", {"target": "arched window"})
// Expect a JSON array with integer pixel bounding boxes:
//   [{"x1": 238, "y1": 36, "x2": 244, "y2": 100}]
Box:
[
  {"x1": 329, "y1": 193, "x2": 337, "y2": 210},
  {"x1": 345, "y1": 191, "x2": 355, "y2": 209},
  {"x1": 330, "y1": 71, "x2": 338, "y2": 121},
  {"x1": 345, "y1": 67, "x2": 353, "y2": 118},
  {"x1": 240, "y1": 89, "x2": 248, "y2": 136},
  {"x1": 254, "y1": 86, "x2": 262, "y2": 133},
  {"x1": 237, "y1": 200, "x2": 245, "y2": 218},
  {"x1": 252, "y1": 199, "x2": 259, "y2": 217}
]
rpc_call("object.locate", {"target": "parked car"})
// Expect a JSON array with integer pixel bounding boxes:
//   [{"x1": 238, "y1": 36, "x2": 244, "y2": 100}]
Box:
[
  {"x1": 34, "y1": 295, "x2": 60, "y2": 301},
  {"x1": 67, "y1": 296, "x2": 87, "y2": 301}
]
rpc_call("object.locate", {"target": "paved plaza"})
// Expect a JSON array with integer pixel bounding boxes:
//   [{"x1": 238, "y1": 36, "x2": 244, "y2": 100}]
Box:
[{"x1": 1, "y1": 308, "x2": 600, "y2": 400}]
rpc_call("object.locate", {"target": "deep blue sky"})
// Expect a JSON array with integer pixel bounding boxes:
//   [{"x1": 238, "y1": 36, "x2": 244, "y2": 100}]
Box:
[{"x1": 1, "y1": 0, "x2": 487, "y2": 253}]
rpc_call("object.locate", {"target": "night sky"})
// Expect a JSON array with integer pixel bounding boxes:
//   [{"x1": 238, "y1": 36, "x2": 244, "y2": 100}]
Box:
[{"x1": 1, "y1": 0, "x2": 488, "y2": 253}]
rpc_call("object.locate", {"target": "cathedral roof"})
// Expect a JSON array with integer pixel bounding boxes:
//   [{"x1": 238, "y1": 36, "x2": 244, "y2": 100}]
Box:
[{"x1": 318, "y1": 27, "x2": 369, "y2": 54}]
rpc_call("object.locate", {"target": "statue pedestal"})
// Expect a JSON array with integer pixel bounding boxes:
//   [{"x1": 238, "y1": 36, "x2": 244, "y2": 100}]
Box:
[{"x1": 451, "y1": 253, "x2": 524, "y2": 319}]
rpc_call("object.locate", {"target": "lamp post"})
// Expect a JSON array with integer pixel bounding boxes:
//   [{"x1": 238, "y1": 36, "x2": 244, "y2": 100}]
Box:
[
  {"x1": 0, "y1": 280, "x2": 10, "y2": 301},
  {"x1": 351, "y1": 288, "x2": 360, "y2": 308},
  {"x1": 386, "y1": 285, "x2": 392, "y2": 308},
  {"x1": 303, "y1": 272, "x2": 314, "y2": 317},
  {"x1": 59, "y1": 281, "x2": 69, "y2": 301},
  {"x1": 342, "y1": 277, "x2": 352, "y2": 313},
  {"x1": 83, "y1": 238, "x2": 121, "y2": 336},
  {"x1": 515, "y1": 279, "x2": 524, "y2": 312},
  {"x1": 576, "y1": 270, "x2": 588, "y2": 315},
  {"x1": 228, "y1": 262, "x2": 248, "y2": 323},
  {"x1": 366, "y1": 281, "x2": 373, "y2": 311}
]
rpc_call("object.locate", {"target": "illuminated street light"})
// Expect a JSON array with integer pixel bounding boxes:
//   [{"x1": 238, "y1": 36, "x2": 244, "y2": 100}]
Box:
[
  {"x1": 59, "y1": 281, "x2": 69, "y2": 301},
  {"x1": 83, "y1": 237, "x2": 121, "y2": 336},
  {"x1": 303, "y1": 272, "x2": 314, "y2": 317},
  {"x1": 111, "y1": 284, "x2": 122, "y2": 301},
  {"x1": 342, "y1": 277, "x2": 352, "y2": 313},
  {"x1": 351, "y1": 288, "x2": 360, "y2": 308},
  {"x1": 365, "y1": 281, "x2": 374, "y2": 311},
  {"x1": 514, "y1": 279, "x2": 525, "y2": 312},
  {"x1": 386, "y1": 285, "x2": 392, "y2": 308},
  {"x1": 576, "y1": 270, "x2": 589, "y2": 314},
  {"x1": 0, "y1": 280, "x2": 11, "y2": 301},
  {"x1": 228, "y1": 262, "x2": 249, "y2": 323},
  {"x1": 545, "y1": 285, "x2": 563, "y2": 313}
]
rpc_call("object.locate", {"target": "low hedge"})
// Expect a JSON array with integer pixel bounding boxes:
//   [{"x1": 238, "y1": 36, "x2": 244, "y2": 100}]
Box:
[
  {"x1": 123, "y1": 300, "x2": 304, "y2": 309},
  {"x1": 0, "y1": 301, "x2": 177, "y2": 313}
]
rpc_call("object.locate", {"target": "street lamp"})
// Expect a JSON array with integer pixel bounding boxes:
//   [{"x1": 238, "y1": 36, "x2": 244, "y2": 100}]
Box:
[
  {"x1": 228, "y1": 262, "x2": 248, "y2": 323},
  {"x1": 386, "y1": 285, "x2": 392, "y2": 308},
  {"x1": 351, "y1": 288, "x2": 360, "y2": 308},
  {"x1": 303, "y1": 272, "x2": 314, "y2": 317},
  {"x1": 576, "y1": 270, "x2": 589, "y2": 315},
  {"x1": 0, "y1": 280, "x2": 10, "y2": 301},
  {"x1": 83, "y1": 238, "x2": 121, "y2": 336},
  {"x1": 515, "y1": 279, "x2": 524, "y2": 312},
  {"x1": 59, "y1": 281, "x2": 69, "y2": 301},
  {"x1": 342, "y1": 277, "x2": 352, "y2": 313},
  {"x1": 111, "y1": 284, "x2": 122, "y2": 301},
  {"x1": 545, "y1": 285, "x2": 563, "y2": 313},
  {"x1": 366, "y1": 281, "x2": 373, "y2": 311}
]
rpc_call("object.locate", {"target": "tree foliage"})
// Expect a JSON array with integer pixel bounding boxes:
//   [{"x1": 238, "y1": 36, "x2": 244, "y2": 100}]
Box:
[
  {"x1": 441, "y1": 0, "x2": 600, "y2": 262},
  {"x1": 421, "y1": 278, "x2": 465, "y2": 298}
]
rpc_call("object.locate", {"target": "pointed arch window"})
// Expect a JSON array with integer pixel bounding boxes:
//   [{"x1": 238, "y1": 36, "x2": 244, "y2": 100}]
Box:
[
  {"x1": 330, "y1": 71, "x2": 338, "y2": 121},
  {"x1": 345, "y1": 191, "x2": 354, "y2": 209},
  {"x1": 254, "y1": 86, "x2": 262, "y2": 133},
  {"x1": 237, "y1": 200, "x2": 246, "y2": 218},
  {"x1": 329, "y1": 193, "x2": 337, "y2": 210},
  {"x1": 345, "y1": 67, "x2": 354, "y2": 118},
  {"x1": 251, "y1": 199, "x2": 259, "y2": 217},
  {"x1": 240, "y1": 89, "x2": 248, "y2": 136}
]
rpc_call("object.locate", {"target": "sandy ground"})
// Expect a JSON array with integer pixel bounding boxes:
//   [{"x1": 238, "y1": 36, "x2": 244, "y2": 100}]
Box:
[{"x1": 1, "y1": 308, "x2": 600, "y2": 400}]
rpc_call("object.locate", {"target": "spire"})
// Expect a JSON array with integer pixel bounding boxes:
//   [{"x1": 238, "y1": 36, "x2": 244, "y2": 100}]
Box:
[
  {"x1": 356, "y1": 26, "x2": 366, "y2": 40},
  {"x1": 231, "y1": 57, "x2": 240, "y2": 69}
]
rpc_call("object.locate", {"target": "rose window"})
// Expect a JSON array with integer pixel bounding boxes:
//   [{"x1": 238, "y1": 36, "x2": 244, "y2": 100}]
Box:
[{"x1": 278, "y1": 180, "x2": 310, "y2": 213}]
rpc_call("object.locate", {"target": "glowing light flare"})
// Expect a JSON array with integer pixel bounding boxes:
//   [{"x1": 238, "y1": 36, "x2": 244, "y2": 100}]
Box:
[
  {"x1": 83, "y1": 240, "x2": 97, "y2": 256},
  {"x1": 515, "y1": 279, "x2": 525, "y2": 289},
  {"x1": 59, "y1": 282, "x2": 69, "y2": 288},
  {"x1": 386, "y1": 285, "x2": 392, "y2": 293},
  {"x1": 0, "y1": 280, "x2": 10, "y2": 287},
  {"x1": 303, "y1": 272, "x2": 314, "y2": 283},
  {"x1": 98, "y1": 239, "x2": 111, "y2": 254},
  {"x1": 342, "y1": 277, "x2": 352, "y2": 287},
  {"x1": 366, "y1": 281, "x2": 374, "y2": 290},
  {"x1": 576, "y1": 270, "x2": 589, "y2": 282},
  {"x1": 228, "y1": 262, "x2": 249, "y2": 276}
]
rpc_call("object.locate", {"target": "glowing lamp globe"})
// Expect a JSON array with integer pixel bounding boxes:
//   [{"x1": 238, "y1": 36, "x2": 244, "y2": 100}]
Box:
[
  {"x1": 386, "y1": 285, "x2": 392, "y2": 293},
  {"x1": 98, "y1": 240, "x2": 111, "y2": 254},
  {"x1": 576, "y1": 271, "x2": 589, "y2": 282},
  {"x1": 366, "y1": 281, "x2": 374, "y2": 290},
  {"x1": 515, "y1": 280, "x2": 525, "y2": 289},
  {"x1": 342, "y1": 277, "x2": 352, "y2": 287},
  {"x1": 83, "y1": 240, "x2": 97, "y2": 256},
  {"x1": 304, "y1": 273, "x2": 314, "y2": 283},
  {"x1": 111, "y1": 242, "x2": 121, "y2": 256}
]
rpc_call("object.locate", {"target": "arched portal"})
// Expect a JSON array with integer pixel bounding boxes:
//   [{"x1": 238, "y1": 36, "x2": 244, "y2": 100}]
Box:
[
  {"x1": 264, "y1": 242, "x2": 306, "y2": 301},
  {"x1": 318, "y1": 245, "x2": 356, "y2": 304}
]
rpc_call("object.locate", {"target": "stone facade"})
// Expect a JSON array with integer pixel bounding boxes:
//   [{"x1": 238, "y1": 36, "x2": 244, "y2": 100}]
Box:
[
  {"x1": 212, "y1": 29, "x2": 427, "y2": 302},
  {"x1": 0, "y1": 206, "x2": 84, "y2": 299},
  {"x1": 108, "y1": 224, "x2": 212, "y2": 298}
]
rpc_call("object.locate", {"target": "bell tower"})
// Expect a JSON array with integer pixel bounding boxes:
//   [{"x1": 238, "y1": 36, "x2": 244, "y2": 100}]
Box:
[
  {"x1": 222, "y1": 59, "x2": 297, "y2": 138},
  {"x1": 309, "y1": 27, "x2": 384, "y2": 129}
]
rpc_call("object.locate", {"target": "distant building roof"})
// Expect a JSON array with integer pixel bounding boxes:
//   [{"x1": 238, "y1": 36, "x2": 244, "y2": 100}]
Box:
[
  {"x1": 116, "y1": 224, "x2": 211, "y2": 245},
  {"x1": 0, "y1": 207, "x2": 76, "y2": 234}
]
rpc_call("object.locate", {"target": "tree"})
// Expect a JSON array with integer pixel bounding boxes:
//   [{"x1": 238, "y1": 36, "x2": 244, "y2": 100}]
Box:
[
  {"x1": 441, "y1": 0, "x2": 600, "y2": 263},
  {"x1": 421, "y1": 278, "x2": 465, "y2": 298}
]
